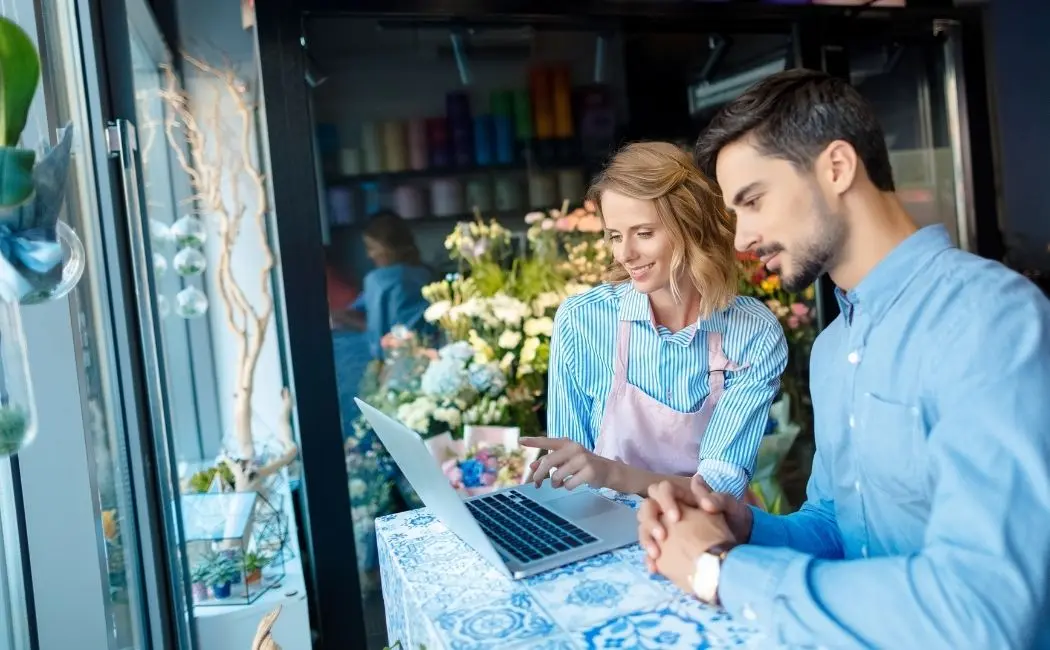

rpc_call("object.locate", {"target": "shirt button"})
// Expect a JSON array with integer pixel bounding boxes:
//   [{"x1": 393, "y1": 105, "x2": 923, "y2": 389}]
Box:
[
  {"x1": 848, "y1": 414, "x2": 856, "y2": 428},
  {"x1": 742, "y1": 604, "x2": 757, "y2": 621},
  {"x1": 847, "y1": 350, "x2": 861, "y2": 364},
  {"x1": 854, "y1": 480, "x2": 862, "y2": 492},
  {"x1": 861, "y1": 544, "x2": 869, "y2": 558}
]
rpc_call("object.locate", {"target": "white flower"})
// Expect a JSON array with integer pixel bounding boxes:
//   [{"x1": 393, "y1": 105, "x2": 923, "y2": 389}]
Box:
[
  {"x1": 499, "y1": 352, "x2": 515, "y2": 372},
  {"x1": 433, "y1": 407, "x2": 462, "y2": 430},
  {"x1": 498, "y1": 330, "x2": 522, "y2": 350},
  {"x1": 424, "y1": 300, "x2": 451, "y2": 323},
  {"x1": 531, "y1": 291, "x2": 562, "y2": 316},
  {"x1": 397, "y1": 397, "x2": 436, "y2": 434},
  {"x1": 521, "y1": 337, "x2": 540, "y2": 363},
  {"x1": 565, "y1": 282, "x2": 592, "y2": 296},
  {"x1": 488, "y1": 294, "x2": 530, "y2": 327},
  {"x1": 349, "y1": 478, "x2": 367, "y2": 499},
  {"x1": 524, "y1": 317, "x2": 554, "y2": 338}
]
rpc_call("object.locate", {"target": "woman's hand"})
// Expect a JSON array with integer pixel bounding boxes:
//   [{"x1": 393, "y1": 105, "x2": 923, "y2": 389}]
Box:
[{"x1": 519, "y1": 437, "x2": 615, "y2": 491}]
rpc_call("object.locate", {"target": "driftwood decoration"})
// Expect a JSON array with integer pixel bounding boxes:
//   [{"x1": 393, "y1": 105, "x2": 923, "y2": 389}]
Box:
[
  {"x1": 158, "y1": 54, "x2": 297, "y2": 490},
  {"x1": 251, "y1": 605, "x2": 282, "y2": 650}
]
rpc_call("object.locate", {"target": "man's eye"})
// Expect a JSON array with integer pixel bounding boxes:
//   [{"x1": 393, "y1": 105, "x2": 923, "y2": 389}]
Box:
[{"x1": 743, "y1": 197, "x2": 761, "y2": 210}]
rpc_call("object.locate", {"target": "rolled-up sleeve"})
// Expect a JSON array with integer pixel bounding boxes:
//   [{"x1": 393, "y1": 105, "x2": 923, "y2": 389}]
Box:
[
  {"x1": 546, "y1": 305, "x2": 593, "y2": 448},
  {"x1": 699, "y1": 317, "x2": 787, "y2": 498}
]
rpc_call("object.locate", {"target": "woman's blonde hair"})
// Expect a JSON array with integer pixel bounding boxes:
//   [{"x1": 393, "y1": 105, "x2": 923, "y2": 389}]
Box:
[{"x1": 588, "y1": 141, "x2": 737, "y2": 319}]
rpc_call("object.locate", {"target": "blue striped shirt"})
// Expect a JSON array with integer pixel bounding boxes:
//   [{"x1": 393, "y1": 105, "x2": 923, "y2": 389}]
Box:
[{"x1": 546, "y1": 282, "x2": 788, "y2": 497}]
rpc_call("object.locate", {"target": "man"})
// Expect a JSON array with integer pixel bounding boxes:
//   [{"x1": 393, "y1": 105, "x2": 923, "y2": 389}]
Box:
[{"x1": 638, "y1": 68, "x2": 1050, "y2": 649}]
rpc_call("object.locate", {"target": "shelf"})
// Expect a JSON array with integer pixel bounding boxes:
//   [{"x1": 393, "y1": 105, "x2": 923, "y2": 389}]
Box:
[
  {"x1": 325, "y1": 159, "x2": 587, "y2": 187},
  {"x1": 329, "y1": 207, "x2": 541, "y2": 229}
]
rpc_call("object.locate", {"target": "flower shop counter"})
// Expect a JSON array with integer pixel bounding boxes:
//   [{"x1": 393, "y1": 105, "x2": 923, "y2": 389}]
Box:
[{"x1": 376, "y1": 490, "x2": 771, "y2": 650}]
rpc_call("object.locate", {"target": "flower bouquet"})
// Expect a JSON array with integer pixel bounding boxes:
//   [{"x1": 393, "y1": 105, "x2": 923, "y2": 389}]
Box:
[{"x1": 425, "y1": 425, "x2": 541, "y2": 497}]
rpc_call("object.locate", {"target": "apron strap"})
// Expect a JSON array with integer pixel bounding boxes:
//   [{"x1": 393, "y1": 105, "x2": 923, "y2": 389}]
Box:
[
  {"x1": 707, "y1": 330, "x2": 750, "y2": 395},
  {"x1": 614, "y1": 320, "x2": 631, "y2": 384}
]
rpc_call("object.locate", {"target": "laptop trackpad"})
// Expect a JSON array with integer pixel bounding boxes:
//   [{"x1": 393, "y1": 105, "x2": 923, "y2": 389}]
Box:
[{"x1": 545, "y1": 492, "x2": 621, "y2": 521}]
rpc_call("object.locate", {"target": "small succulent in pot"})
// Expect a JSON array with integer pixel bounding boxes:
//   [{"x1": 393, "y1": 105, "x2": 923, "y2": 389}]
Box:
[
  {"x1": 243, "y1": 550, "x2": 271, "y2": 585},
  {"x1": 190, "y1": 560, "x2": 210, "y2": 603},
  {"x1": 206, "y1": 553, "x2": 240, "y2": 600}
]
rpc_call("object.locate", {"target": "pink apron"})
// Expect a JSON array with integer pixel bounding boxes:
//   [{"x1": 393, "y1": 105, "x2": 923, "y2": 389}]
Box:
[{"x1": 594, "y1": 320, "x2": 745, "y2": 477}]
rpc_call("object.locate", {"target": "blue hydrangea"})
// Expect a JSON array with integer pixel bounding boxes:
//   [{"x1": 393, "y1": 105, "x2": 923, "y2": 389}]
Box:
[
  {"x1": 468, "y1": 362, "x2": 507, "y2": 396},
  {"x1": 440, "y1": 341, "x2": 474, "y2": 364},
  {"x1": 459, "y1": 458, "x2": 485, "y2": 488},
  {"x1": 421, "y1": 357, "x2": 469, "y2": 398}
]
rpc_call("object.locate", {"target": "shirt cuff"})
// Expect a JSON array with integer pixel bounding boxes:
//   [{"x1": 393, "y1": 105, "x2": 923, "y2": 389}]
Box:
[
  {"x1": 718, "y1": 545, "x2": 810, "y2": 632},
  {"x1": 698, "y1": 458, "x2": 747, "y2": 499},
  {"x1": 747, "y1": 505, "x2": 787, "y2": 546}
]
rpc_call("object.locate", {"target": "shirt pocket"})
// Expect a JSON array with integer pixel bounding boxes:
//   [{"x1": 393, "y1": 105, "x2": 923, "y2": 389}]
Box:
[{"x1": 856, "y1": 392, "x2": 929, "y2": 501}]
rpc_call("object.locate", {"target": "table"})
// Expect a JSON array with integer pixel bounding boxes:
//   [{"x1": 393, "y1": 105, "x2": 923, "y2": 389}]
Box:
[{"x1": 376, "y1": 489, "x2": 768, "y2": 649}]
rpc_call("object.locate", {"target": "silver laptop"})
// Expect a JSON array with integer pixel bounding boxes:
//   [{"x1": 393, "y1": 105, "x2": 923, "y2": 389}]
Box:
[{"x1": 355, "y1": 398, "x2": 638, "y2": 579}]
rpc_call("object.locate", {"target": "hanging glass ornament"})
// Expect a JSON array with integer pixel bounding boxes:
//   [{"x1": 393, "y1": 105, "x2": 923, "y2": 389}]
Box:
[
  {"x1": 152, "y1": 252, "x2": 168, "y2": 277},
  {"x1": 149, "y1": 218, "x2": 173, "y2": 245},
  {"x1": 175, "y1": 286, "x2": 208, "y2": 318},
  {"x1": 170, "y1": 214, "x2": 207, "y2": 248},
  {"x1": 173, "y1": 247, "x2": 207, "y2": 277}
]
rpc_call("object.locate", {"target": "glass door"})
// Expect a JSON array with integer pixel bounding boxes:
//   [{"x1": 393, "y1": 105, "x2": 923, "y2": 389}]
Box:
[
  {"x1": 845, "y1": 21, "x2": 977, "y2": 252},
  {"x1": 102, "y1": 0, "x2": 314, "y2": 647}
]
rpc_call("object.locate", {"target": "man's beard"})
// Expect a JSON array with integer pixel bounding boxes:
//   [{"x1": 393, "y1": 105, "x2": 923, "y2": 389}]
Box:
[{"x1": 781, "y1": 193, "x2": 847, "y2": 293}]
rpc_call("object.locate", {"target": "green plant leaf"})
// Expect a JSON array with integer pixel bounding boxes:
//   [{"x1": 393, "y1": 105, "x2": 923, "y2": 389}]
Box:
[
  {"x1": 0, "y1": 18, "x2": 41, "y2": 147},
  {"x1": 0, "y1": 146, "x2": 34, "y2": 207}
]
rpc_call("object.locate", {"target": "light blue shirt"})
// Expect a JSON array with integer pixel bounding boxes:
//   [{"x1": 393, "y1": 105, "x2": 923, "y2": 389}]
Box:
[
  {"x1": 547, "y1": 282, "x2": 788, "y2": 498},
  {"x1": 719, "y1": 225, "x2": 1050, "y2": 649},
  {"x1": 352, "y1": 263, "x2": 433, "y2": 359}
]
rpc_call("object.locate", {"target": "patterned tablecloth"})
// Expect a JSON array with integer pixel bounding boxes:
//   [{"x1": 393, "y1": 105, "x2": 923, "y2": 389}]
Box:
[{"x1": 376, "y1": 489, "x2": 770, "y2": 650}]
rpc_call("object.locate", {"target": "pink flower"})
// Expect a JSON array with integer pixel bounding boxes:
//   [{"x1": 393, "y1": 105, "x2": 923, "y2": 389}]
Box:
[
  {"x1": 541, "y1": 218, "x2": 555, "y2": 231},
  {"x1": 555, "y1": 216, "x2": 580, "y2": 232},
  {"x1": 577, "y1": 215, "x2": 603, "y2": 233},
  {"x1": 787, "y1": 315, "x2": 800, "y2": 329},
  {"x1": 484, "y1": 456, "x2": 501, "y2": 472},
  {"x1": 525, "y1": 211, "x2": 545, "y2": 225},
  {"x1": 790, "y1": 302, "x2": 810, "y2": 317},
  {"x1": 584, "y1": 199, "x2": 598, "y2": 213},
  {"x1": 441, "y1": 459, "x2": 463, "y2": 488},
  {"x1": 480, "y1": 472, "x2": 496, "y2": 486}
]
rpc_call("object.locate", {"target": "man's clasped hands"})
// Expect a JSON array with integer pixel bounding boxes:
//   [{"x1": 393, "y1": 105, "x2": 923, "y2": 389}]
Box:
[{"x1": 637, "y1": 476, "x2": 751, "y2": 596}]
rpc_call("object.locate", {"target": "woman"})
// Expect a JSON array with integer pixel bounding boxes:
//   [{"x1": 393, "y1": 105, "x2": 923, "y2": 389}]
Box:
[
  {"x1": 523, "y1": 142, "x2": 787, "y2": 499},
  {"x1": 335, "y1": 211, "x2": 434, "y2": 359}
]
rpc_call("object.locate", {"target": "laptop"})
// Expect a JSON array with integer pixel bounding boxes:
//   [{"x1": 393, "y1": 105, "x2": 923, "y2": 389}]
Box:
[{"x1": 355, "y1": 398, "x2": 639, "y2": 579}]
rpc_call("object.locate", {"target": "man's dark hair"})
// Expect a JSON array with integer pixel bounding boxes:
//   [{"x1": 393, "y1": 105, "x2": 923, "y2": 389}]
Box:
[
  {"x1": 363, "y1": 210, "x2": 422, "y2": 266},
  {"x1": 694, "y1": 68, "x2": 895, "y2": 192}
]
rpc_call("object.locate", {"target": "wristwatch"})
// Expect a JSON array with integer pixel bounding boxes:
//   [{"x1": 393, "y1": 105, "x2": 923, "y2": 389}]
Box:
[{"x1": 689, "y1": 543, "x2": 734, "y2": 606}]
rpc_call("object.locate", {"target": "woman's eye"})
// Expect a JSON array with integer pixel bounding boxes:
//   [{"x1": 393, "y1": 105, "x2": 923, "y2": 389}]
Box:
[
  {"x1": 607, "y1": 233, "x2": 622, "y2": 243},
  {"x1": 636, "y1": 231, "x2": 653, "y2": 239}
]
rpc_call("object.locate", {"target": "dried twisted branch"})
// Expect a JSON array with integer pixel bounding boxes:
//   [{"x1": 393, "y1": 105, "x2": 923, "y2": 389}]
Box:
[{"x1": 158, "y1": 54, "x2": 296, "y2": 491}]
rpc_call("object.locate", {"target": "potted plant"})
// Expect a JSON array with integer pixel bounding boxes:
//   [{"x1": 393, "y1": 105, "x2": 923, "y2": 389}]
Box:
[
  {"x1": 207, "y1": 553, "x2": 239, "y2": 600},
  {"x1": 190, "y1": 560, "x2": 210, "y2": 603},
  {"x1": 243, "y1": 551, "x2": 270, "y2": 585}
]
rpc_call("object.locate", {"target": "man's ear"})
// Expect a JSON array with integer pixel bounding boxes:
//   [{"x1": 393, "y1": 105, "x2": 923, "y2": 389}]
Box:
[{"x1": 817, "y1": 139, "x2": 859, "y2": 196}]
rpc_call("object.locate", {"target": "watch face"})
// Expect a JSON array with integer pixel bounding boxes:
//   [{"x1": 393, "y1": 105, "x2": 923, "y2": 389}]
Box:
[{"x1": 691, "y1": 553, "x2": 721, "y2": 603}]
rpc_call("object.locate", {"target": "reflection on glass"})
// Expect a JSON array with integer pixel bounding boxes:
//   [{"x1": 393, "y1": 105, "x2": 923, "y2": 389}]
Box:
[{"x1": 851, "y1": 42, "x2": 959, "y2": 242}]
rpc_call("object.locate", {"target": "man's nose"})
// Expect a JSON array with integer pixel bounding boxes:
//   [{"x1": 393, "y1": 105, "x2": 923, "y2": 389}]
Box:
[{"x1": 735, "y1": 225, "x2": 759, "y2": 254}]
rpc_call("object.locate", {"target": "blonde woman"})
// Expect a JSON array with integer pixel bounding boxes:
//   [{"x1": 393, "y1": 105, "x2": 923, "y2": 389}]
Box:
[{"x1": 522, "y1": 142, "x2": 787, "y2": 498}]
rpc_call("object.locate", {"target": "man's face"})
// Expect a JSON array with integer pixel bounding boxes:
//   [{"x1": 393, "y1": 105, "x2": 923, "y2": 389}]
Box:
[{"x1": 715, "y1": 138, "x2": 846, "y2": 293}]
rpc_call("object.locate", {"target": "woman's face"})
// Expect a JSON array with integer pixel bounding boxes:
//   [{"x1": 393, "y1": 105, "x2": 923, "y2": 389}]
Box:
[
  {"x1": 601, "y1": 190, "x2": 675, "y2": 295},
  {"x1": 364, "y1": 235, "x2": 390, "y2": 266}
]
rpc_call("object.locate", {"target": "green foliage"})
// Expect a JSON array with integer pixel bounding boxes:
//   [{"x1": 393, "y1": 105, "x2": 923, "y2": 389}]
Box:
[
  {"x1": 186, "y1": 464, "x2": 236, "y2": 493},
  {"x1": 0, "y1": 18, "x2": 41, "y2": 148},
  {"x1": 0, "y1": 406, "x2": 28, "y2": 456}
]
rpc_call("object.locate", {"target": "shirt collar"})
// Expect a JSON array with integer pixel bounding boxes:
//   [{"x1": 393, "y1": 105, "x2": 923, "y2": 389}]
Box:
[
  {"x1": 615, "y1": 283, "x2": 727, "y2": 333},
  {"x1": 838, "y1": 224, "x2": 954, "y2": 323}
]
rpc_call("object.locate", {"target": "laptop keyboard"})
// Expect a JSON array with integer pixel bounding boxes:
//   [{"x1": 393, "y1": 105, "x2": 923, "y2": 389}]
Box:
[{"x1": 465, "y1": 490, "x2": 598, "y2": 564}]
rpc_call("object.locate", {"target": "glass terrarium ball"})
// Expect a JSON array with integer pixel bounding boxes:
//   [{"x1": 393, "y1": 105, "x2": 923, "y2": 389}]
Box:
[
  {"x1": 170, "y1": 215, "x2": 207, "y2": 248},
  {"x1": 173, "y1": 247, "x2": 207, "y2": 277},
  {"x1": 149, "y1": 218, "x2": 173, "y2": 245},
  {"x1": 175, "y1": 286, "x2": 209, "y2": 318},
  {"x1": 153, "y1": 252, "x2": 168, "y2": 277}
]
